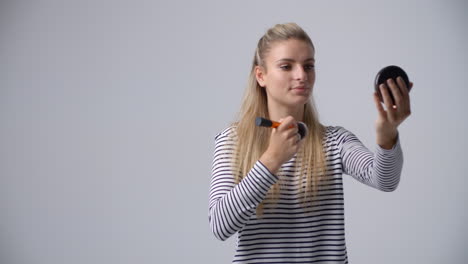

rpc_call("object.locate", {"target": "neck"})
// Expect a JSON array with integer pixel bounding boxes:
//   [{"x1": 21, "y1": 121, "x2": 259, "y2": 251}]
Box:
[{"x1": 267, "y1": 101, "x2": 305, "y2": 122}]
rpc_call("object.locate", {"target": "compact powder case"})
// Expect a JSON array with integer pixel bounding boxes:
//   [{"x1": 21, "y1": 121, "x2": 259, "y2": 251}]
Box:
[{"x1": 374, "y1": 65, "x2": 411, "y2": 104}]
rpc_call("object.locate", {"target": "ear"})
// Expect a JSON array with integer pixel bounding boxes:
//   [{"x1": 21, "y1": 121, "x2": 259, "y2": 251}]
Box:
[{"x1": 255, "y1": 66, "x2": 267, "y2": 87}]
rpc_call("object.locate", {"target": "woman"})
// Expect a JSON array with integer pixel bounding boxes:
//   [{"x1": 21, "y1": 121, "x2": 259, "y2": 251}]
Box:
[{"x1": 208, "y1": 23, "x2": 411, "y2": 263}]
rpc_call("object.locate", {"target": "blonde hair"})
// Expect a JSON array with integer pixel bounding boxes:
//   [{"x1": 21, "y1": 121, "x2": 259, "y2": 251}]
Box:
[{"x1": 233, "y1": 23, "x2": 327, "y2": 215}]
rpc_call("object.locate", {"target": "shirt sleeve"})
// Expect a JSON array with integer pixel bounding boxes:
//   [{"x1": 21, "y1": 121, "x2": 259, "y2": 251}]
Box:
[
  {"x1": 336, "y1": 126, "x2": 403, "y2": 192},
  {"x1": 208, "y1": 128, "x2": 278, "y2": 241}
]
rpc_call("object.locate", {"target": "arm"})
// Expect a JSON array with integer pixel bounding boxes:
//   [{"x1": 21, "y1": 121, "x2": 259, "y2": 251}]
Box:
[
  {"x1": 208, "y1": 129, "x2": 278, "y2": 241},
  {"x1": 338, "y1": 127, "x2": 403, "y2": 192},
  {"x1": 209, "y1": 118, "x2": 303, "y2": 241},
  {"x1": 337, "y1": 76, "x2": 412, "y2": 191}
]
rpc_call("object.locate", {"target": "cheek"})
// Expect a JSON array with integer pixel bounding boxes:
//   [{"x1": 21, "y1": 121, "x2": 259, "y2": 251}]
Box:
[
  {"x1": 271, "y1": 73, "x2": 290, "y2": 85},
  {"x1": 309, "y1": 72, "x2": 316, "y2": 83},
  {"x1": 266, "y1": 74, "x2": 286, "y2": 87},
  {"x1": 265, "y1": 84, "x2": 281, "y2": 95}
]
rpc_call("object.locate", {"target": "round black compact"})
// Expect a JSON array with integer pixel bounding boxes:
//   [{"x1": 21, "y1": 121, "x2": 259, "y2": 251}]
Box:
[{"x1": 374, "y1": 65, "x2": 411, "y2": 104}]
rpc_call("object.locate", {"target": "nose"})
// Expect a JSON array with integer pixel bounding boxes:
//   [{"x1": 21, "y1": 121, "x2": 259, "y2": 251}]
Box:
[{"x1": 294, "y1": 66, "x2": 308, "y2": 81}]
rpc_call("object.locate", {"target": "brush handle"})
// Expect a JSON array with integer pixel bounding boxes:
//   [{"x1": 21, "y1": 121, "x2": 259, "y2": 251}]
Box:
[{"x1": 255, "y1": 117, "x2": 308, "y2": 139}]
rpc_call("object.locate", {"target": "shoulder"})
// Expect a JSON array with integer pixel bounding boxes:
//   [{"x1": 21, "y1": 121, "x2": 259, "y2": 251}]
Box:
[
  {"x1": 214, "y1": 125, "x2": 238, "y2": 145},
  {"x1": 323, "y1": 125, "x2": 358, "y2": 146},
  {"x1": 323, "y1": 125, "x2": 353, "y2": 138}
]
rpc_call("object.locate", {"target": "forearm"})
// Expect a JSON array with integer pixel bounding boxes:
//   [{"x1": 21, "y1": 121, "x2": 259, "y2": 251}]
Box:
[
  {"x1": 371, "y1": 137, "x2": 403, "y2": 192},
  {"x1": 208, "y1": 161, "x2": 277, "y2": 241},
  {"x1": 340, "y1": 126, "x2": 403, "y2": 192}
]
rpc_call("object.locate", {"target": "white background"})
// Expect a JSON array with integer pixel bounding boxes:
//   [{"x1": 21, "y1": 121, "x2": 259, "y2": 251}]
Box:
[{"x1": 1, "y1": 0, "x2": 467, "y2": 263}]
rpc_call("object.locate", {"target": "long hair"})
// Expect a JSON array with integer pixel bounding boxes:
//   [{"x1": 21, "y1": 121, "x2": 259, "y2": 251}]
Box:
[{"x1": 233, "y1": 23, "x2": 327, "y2": 215}]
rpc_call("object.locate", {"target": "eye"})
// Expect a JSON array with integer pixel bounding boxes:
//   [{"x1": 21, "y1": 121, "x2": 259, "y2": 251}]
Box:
[
  {"x1": 304, "y1": 64, "x2": 315, "y2": 71},
  {"x1": 279, "y1": 64, "x2": 292, "y2": 70}
]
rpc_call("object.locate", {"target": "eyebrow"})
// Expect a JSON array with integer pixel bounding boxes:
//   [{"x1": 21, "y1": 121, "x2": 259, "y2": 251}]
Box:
[{"x1": 276, "y1": 58, "x2": 315, "y2": 63}]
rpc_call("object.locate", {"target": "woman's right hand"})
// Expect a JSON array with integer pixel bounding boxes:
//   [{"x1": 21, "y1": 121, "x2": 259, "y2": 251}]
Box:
[{"x1": 259, "y1": 116, "x2": 303, "y2": 174}]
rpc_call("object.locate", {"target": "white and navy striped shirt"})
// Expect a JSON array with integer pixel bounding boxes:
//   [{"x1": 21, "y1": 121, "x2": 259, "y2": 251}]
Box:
[{"x1": 209, "y1": 125, "x2": 403, "y2": 264}]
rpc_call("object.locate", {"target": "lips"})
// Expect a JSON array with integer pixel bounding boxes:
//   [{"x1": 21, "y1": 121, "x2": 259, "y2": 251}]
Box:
[
  {"x1": 292, "y1": 86, "x2": 309, "y2": 91},
  {"x1": 293, "y1": 86, "x2": 306, "y2": 90},
  {"x1": 290, "y1": 86, "x2": 310, "y2": 96}
]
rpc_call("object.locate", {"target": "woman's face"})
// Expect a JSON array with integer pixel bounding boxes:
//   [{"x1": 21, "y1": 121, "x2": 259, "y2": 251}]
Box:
[{"x1": 256, "y1": 39, "x2": 315, "y2": 108}]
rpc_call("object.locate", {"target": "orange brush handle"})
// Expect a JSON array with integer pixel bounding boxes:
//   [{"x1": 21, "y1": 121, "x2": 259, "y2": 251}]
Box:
[
  {"x1": 271, "y1": 121, "x2": 296, "y2": 129},
  {"x1": 271, "y1": 122, "x2": 295, "y2": 129},
  {"x1": 270, "y1": 121, "x2": 281, "y2": 128},
  {"x1": 256, "y1": 117, "x2": 307, "y2": 139}
]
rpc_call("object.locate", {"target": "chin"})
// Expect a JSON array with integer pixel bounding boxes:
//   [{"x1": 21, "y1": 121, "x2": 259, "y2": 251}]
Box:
[{"x1": 292, "y1": 95, "x2": 310, "y2": 105}]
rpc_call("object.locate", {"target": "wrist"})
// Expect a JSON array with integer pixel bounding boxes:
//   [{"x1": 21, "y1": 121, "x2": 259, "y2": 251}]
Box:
[
  {"x1": 376, "y1": 128, "x2": 398, "y2": 149},
  {"x1": 259, "y1": 153, "x2": 281, "y2": 175}
]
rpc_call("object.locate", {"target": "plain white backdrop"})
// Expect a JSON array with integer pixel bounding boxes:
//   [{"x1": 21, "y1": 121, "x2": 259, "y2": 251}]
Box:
[{"x1": 1, "y1": 0, "x2": 467, "y2": 263}]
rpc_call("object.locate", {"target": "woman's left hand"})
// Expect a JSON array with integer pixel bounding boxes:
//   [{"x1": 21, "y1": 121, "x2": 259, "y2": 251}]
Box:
[{"x1": 373, "y1": 76, "x2": 413, "y2": 149}]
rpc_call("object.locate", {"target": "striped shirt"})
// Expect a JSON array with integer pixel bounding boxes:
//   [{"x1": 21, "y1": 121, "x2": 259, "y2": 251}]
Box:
[{"x1": 208, "y1": 125, "x2": 403, "y2": 263}]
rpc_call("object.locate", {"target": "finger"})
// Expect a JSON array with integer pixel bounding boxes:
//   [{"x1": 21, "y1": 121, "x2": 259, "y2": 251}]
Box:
[
  {"x1": 278, "y1": 119, "x2": 299, "y2": 142},
  {"x1": 387, "y1": 78, "x2": 403, "y2": 107},
  {"x1": 291, "y1": 132, "x2": 303, "y2": 147},
  {"x1": 396, "y1": 76, "x2": 411, "y2": 112},
  {"x1": 285, "y1": 131, "x2": 300, "y2": 147},
  {"x1": 278, "y1": 118, "x2": 284, "y2": 123},
  {"x1": 373, "y1": 92, "x2": 386, "y2": 119},
  {"x1": 403, "y1": 81, "x2": 412, "y2": 117},
  {"x1": 379, "y1": 83, "x2": 393, "y2": 110},
  {"x1": 396, "y1": 76, "x2": 410, "y2": 98},
  {"x1": 379, "y1": 83, "x2": 397, "y2": 121},
  {"x1": 278, "y1": 116, "x2": 296, "y2": 132},
  {"x1": 286, "y1": 126, "x2": 299, "y2": 140}
]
